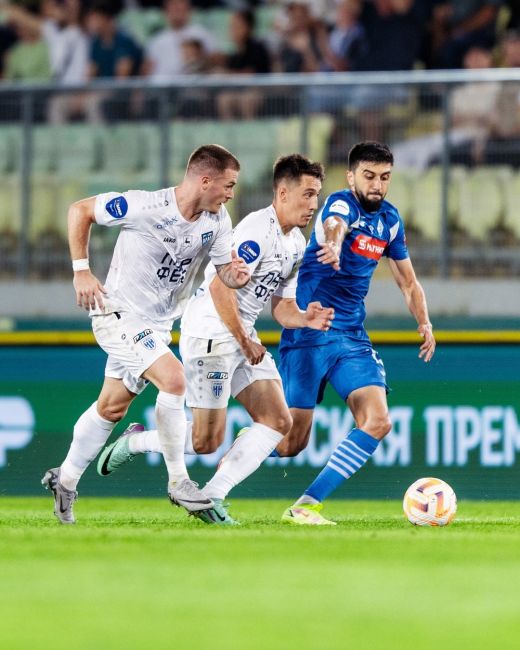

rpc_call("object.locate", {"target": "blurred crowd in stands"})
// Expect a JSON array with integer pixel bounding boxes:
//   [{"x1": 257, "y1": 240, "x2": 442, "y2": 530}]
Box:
[
  {"x1": 0, "y1": 0, "x2": 517, "y2": 84},
  {"x1": 0, "y1": 1, "x2": 519, "y2": 276},
  {"x1": 0, "y1": 0, "x2": 518, "y2": 161}
]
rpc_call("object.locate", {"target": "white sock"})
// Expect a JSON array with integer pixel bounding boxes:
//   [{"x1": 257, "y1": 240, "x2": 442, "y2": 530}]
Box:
[
  {"x1": 203, "y1": 422, "x2": 284, "y2": 500},
  {"x1": 60, "y1": 402, "x2": 116, "y2": 490},
  {"x1": 128, "y1": 429, "x2": 161, "y2": 454},
  {"x1": 295, "y1": 495, "x2": 319, "y2": 506},
  {"x1": 155, "y1": 391, "x2": 188, "y2": 484},
  {"x1": 128, "y1": 421, "x2": 195, "y2": 455},
  {"x1": 184, "y1": 421, "x2": 196, "y2": 454}
]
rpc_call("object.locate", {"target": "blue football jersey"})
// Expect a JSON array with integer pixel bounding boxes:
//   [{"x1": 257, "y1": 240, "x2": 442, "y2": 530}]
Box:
[{"x1": 280, "y1": 189, "x2": 408, "y2": 349}]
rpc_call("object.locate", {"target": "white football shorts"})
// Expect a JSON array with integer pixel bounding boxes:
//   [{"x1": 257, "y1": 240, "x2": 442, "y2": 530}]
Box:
[
  {"x1": 180, "y1": 332, "x2": 281, "y2": 409},
  {"x1": 92, "y1": 312, "x2": 174, "y2": 395}
]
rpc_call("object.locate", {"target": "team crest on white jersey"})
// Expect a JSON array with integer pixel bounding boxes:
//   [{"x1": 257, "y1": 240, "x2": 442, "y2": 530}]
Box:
[{"x1": 201, "y1": 231, "x2": 213, "y2": 246}]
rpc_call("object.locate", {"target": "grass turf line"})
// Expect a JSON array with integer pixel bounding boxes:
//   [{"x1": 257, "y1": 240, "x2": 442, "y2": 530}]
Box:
[{"x1": 1, "y1": 497, "x2": 520, "y2": 650}]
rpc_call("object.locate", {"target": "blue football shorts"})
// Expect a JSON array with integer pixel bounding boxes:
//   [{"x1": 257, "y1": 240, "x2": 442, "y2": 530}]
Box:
[{"x1": 279, "y1": 330, "x2": 389, "y2": 409}]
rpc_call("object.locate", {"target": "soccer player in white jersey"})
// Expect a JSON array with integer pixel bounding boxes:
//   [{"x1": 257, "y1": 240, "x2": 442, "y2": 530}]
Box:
[
  {"x1": 96, "y1": 154, "x2": 337, "y2": 524},
  {"x1": 42, "y1": 144, "x2": 251, "y2": 524}
]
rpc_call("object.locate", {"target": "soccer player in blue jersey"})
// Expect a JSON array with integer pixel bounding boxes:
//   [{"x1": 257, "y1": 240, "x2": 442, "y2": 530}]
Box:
[{"x1": 279, "y1": 141, "x2": 436, "y2": 525}]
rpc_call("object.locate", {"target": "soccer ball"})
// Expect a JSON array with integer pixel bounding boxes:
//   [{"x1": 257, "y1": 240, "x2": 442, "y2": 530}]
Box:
[{"x1": 403, "y1": 477, "x2": 457, "y2": 526}]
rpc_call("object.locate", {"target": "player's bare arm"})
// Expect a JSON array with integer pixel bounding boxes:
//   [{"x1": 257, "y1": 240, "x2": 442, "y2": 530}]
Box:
[
  {"x1": 68, "y1": 197, "x2": 107, "y2": 311},
  {"x1": 317, "y1": 216, "x2": 348, "y2": 270},
  {"x1": 271, "y1": 296, "x2": 334, "y2": 331},
  {"x1": 214, "y1": 249, "x2": 251, "y2": 289},
  {"x1": 209, "y1": 274, "x2": 266, "y2": 365},
  {"x1": 388, "y1": 257, "x2": 436, "y2": 362}
]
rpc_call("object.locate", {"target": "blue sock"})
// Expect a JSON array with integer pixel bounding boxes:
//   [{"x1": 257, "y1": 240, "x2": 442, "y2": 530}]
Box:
[
  {"x1": 304, "y1": 428, "x2": 379, "y2": 502},
  {"x1": 269, "y1": 448, "x2": 280, "y2": 458}
]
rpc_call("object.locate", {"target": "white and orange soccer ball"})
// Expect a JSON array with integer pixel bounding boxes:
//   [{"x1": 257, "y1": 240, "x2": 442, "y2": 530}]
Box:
[{"x1": 403, "y1": 477, "x2": 457, "y2": 526}]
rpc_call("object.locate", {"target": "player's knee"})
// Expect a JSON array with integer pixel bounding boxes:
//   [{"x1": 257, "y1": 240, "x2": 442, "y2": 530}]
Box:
[
  {"x1": 157, "y1": 375, "x2": 186, "y2": 396},
  {"x1": 365, "y1": 414, "x2": 392, "y2": 440},
  {"x1": 263, "y1": 412, "x2": 292, "y2": 436},
  {"x1": 97, "y1": 402, "x2": 127, "y2": 422}
]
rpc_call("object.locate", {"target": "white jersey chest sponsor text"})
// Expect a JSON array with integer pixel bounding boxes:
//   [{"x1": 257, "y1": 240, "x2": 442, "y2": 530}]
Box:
[
  {"x1": 181, "y1": 205, "x2": 305, "y2": 339},
  {"x1": 92, "y1": 187, "x2": 232, "y2": 327}
]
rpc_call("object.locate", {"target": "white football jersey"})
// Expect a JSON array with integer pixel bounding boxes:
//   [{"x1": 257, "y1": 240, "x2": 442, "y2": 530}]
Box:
[
  {"x1": 92, "y1": 187, "x2": 233, "y2": 327},
  {"x1": 181, "y1": 204, "x2": 306, "y2": 339}
]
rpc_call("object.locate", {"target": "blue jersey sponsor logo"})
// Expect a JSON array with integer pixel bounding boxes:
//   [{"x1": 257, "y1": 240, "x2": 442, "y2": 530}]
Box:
[
  {"x1": 238, "y1": 240, "x2": 260, "y2": 264},
  {"x1": 201, "y1": 231, "x2": 214, "y2": 246},
  {"x1": 105, "y1": 196, "x2": 128, "y2": 219}
]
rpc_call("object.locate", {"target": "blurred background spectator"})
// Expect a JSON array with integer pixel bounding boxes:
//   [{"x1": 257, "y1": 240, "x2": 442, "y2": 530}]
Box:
[
  {"x1": 272, "y1": 0, "x2": 328, "y2": 73},
  {"x1": 320, "y1": 0, "x2": 365, "y2": 72},
  {"x1": 143, "y1": 0, "x2": 216, "y2": 81},
  {"x1": 82, "y1": 0, "x2": 142, "y2": 121},
  {"x1": 353, "y1": 0, "x2": 428, "y2": 73},
  {"x1": 393, "y1": 45, "x2": 500, "y2": 169},
  {"x1": 2, "y1": 0, "x2": 50, "y2": 82},
  {"x1": 2, "y1": 0, "x2": 88, "y2": 84},
  {"x1": 86, "y1": 0, "x2": 142, "y2": 80},
  {"x1": 215, "y1": 8, "x2": 271, "y2": 120},
  {"x1": 1, "y1": 0, "x2": 90, "y2": 121},
  {"x1": 430, "y1": 0, "x2": 504, "y2": 69}
]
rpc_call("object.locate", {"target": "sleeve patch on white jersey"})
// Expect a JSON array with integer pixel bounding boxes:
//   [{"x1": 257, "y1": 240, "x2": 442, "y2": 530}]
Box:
[
  {"x1": 238, "y1": 240, "x2": 260, "y2": 264},
  {"x1": 328, "y1": 200, "x2": 350, "y2": 217},
  {"x1": 105, "y1": 196, "x2": 128, "y2": 219}
]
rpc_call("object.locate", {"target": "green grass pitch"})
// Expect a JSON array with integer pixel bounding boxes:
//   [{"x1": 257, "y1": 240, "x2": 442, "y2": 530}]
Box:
[{"x1": 1, "y1": 497, "x2": 520, "y2": 650}]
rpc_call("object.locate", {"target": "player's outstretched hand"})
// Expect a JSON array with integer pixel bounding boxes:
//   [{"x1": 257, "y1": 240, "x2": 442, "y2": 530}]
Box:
[
  {"x1": 304, "y1": 301, "x2": 334, "y2": 331},
  {"x1": 229, "y1": 249, "x2": 251, "y2": 287},
  {"x1": 73, "y1": 270, "x2": 107, "y2": 311},
  {"x1": 241, "y1": 338, "x2": 266, "y2": 366},
  {"x1": 316, "y1": 242, "x2": 341, "y2": 271},
  {"x1": 417, "y1": 323, "x2": 435, "y2": 362}
]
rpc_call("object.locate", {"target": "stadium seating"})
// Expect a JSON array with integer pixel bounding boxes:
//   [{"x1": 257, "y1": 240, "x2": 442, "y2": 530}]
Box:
[
  {"x1": 386, "y1": 169, "x2": 415, "y2": 229},
  {"x1": 54, "y1": 125, "x2": 100, "y2": 175},
  {"x1": 409, "y1": 166, "x2": 465, "y2": 242},
  {"x1": 276, "y1": 115, "x2": 334, "y2": 165},
  {"x1": 457, "y1": 166, "x2": 510, "y2": 242},
  {"x1": 503, "y1": 168, "x2": 520, "y2": 240}
]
